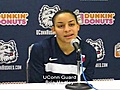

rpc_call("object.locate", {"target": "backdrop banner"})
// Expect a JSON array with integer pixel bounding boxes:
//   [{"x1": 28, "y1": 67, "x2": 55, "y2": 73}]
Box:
[{"x1": 0, "y1": 0, "x2": 120, "y2": 83}]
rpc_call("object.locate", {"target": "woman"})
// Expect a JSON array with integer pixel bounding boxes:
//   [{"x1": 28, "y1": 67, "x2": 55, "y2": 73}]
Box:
[{"x1": 28, "y1": 10, "x2": 97, "y2": 83}]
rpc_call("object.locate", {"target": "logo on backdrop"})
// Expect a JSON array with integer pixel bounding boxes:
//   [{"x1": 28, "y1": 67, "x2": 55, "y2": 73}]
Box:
[
  {"x1": 0, "y1": 40, "x2": 18, "y2": 64},
  {"x1": 36, "y1": 5, "x2": 60, "y2": 35},
  {"x1": 38, "y1": 5, "x2": 60, "y2": 29},
  {"x1": 86, "y1": 38, "x2": 108, "y2": 68},
  {"x1": 74, "y1": 9, "x2": 115, "y2": 25},
  {"x1": 0, "y1": 40, "x2": 22, "y2": 70},
  {"x1": 0, "y1": 13, "x2": 29, "y2": 26},
  {"x1": 86, "y1": 38, "x2": 105, "y2": 61},
  {"x1": 114, "y1": 43, "x2": 120, "y2": 58}
]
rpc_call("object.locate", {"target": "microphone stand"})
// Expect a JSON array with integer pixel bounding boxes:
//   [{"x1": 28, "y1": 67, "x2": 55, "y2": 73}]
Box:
[{"x1": 65, "y1": 48, "x2": 92, "y2": 90}]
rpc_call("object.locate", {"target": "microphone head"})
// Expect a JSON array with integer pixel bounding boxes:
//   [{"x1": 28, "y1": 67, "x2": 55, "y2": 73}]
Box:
[{"x1": 70, "y1": 38, "x2": 80, "y2": 47}]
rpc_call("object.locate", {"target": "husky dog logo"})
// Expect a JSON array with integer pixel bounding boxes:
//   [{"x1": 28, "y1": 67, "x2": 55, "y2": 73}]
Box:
[
  {"x1": 86, "y1": 38, "x2": 105, "y2": 61},
  {"x1": 38, "y1": 5, "x2": 60, "y2": 29},
  {"x1": 0, "y1": 40, "x2": 18, "y2": 64}
]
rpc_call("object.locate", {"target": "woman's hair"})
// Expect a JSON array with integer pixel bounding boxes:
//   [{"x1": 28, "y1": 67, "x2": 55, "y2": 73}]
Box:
[{"x1": 52, "y1": 10, "x2": 78, "y2": 26}]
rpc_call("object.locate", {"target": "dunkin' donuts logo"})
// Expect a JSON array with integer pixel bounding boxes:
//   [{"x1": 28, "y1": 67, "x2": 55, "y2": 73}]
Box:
[
  {"x1": 114, "y1": 43, "x2": 120, "y2": 58},
  {"x1": 0, "y1": 13, "x2": 29, "y2": 26},
  {"x1": 74, "y1": 9, "x2": 115, "y2": 25}
]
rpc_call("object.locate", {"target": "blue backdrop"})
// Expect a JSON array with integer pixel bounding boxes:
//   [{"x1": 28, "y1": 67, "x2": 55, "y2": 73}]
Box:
[{"x1": 0, "y1": 0, "x2": 120, "y2": 83}]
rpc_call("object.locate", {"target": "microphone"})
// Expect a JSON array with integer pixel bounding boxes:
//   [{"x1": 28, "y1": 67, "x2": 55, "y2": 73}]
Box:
[
  {"x1": 71, "y1": 38, "x2": 81, "y2": 53},
  {"x1": 65, "y1": 38, "x2": 92, "y2": 90}
]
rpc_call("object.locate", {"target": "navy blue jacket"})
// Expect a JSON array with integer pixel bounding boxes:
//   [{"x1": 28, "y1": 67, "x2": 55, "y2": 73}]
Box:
[{"x1": 28, "y1": 36, "x2": 97, "y2": 83}]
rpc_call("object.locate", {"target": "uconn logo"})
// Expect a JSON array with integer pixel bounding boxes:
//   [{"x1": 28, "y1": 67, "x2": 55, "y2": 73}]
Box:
[
  {"x1": 0, "y1": 40, "x2": 18, "y2": 64},
  {"x1": 86, "y1": 38, "x2": 105, "y2": 61},
  {"x1": 38, "y1": 5, "x2": 60, "y2": 29}
]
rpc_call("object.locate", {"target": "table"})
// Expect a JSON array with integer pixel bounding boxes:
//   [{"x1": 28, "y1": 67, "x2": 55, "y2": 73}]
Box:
[{"x1": 0, "y1": 80, "x2": 120, "y2": 90}]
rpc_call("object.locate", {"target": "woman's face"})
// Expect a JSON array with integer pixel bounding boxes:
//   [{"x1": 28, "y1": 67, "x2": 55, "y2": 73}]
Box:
[{"x1": 52, "y1": 13, "x2": 80, "y2": 44}]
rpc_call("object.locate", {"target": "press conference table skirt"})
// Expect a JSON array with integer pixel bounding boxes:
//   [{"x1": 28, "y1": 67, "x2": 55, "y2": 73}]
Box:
[{"x1": 0, "y1": 80, "x2": 120, "y2": 90}]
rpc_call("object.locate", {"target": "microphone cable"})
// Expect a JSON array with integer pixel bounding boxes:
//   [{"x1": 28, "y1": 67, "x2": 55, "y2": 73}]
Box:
[{"x1": 80, "y1": 54, "x2": 98, "y2": 90}]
